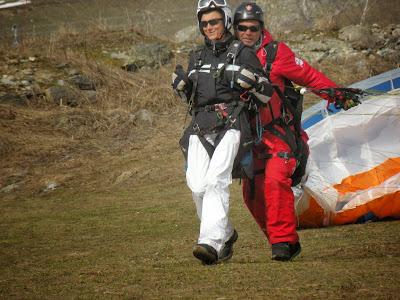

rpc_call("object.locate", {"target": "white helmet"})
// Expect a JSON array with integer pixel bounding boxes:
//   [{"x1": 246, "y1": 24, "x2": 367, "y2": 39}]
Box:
[{"x1": 196, "y1": 0, "x2": 233, "y2": 35}]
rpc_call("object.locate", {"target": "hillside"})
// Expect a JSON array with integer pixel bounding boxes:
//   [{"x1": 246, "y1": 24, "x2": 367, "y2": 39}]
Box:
[
  {"x1": 1, "y1": 21, "x2": 398, "y2": 197},
  {"x1": 1, "y1": 26, "x2": 185, "y2": 196}
]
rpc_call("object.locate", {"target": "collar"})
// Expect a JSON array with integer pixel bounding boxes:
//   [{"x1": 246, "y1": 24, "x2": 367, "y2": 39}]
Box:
[
  {"x1": 204, "y1": 31, "x2": 234, "y2": 56},
  {"x1": 252, "y1": 34, "x2": 263, "y2": 51}
]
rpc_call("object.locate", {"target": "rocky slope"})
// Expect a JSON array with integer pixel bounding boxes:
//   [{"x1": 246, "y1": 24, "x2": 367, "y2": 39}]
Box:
[{"x1": 0, "y1": 12, "x2": 399, "y2": 197}]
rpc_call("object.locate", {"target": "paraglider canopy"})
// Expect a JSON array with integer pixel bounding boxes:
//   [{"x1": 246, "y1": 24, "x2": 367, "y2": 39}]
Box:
[{"x1": 296, "y1": 68, "x2": 400, "y2": 227}]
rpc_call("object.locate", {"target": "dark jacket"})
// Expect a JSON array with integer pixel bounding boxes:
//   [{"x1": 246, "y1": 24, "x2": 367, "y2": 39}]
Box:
[{"x1": 187, "y1": 32, "x2": 266, "y2": 134}]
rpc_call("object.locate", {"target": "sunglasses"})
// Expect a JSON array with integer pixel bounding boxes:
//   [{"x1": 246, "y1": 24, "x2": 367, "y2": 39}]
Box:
[
  {"x1": 200, "y1": 18, "x2": 223, "y2": 28},
  {"x1": 198, "y1": 0, "x2": 227, "y2": 10},
  {"x1": 237, "y1": 25, "x2": 261, "y2": 32}
]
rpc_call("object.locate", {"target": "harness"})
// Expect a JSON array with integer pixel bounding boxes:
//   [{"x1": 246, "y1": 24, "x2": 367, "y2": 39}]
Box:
[
  {"x1": 179, "y1": 39, "x2": 255, "y2": 179},
  {"x1": 188, "y1": 40, "x2": 249, "y2": 157},
  {"x1": 253, "y1": 41, "x2": 308, "y2": 187},
  {"x1": 263, "y1": 41, "x2": 304, "y2": 120}
]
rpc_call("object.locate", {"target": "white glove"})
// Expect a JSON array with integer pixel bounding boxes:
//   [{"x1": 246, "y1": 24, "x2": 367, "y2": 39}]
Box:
[
  {"x1": 234, "y1": 66, "x2": 257, "y2": 90},
  {"x1": 234, "y1": 66, "x2": 273, "y2": 103}
]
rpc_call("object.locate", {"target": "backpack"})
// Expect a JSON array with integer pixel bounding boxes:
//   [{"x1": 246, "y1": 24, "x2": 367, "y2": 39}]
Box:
[{"x1": 263, "y1": 41, "x2": 309, "y2": 186}]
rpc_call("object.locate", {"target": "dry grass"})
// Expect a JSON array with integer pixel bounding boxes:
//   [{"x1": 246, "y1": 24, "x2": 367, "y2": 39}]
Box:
[
  {"x1": 0, "y1": 21, "x2": 397, "y2": 207},
  {"x1": 0, "y1": 26, "x2": 183, "y2": 198},
  {"x1": 1, "y1": 24, "x2": 399, "y2": 299}
]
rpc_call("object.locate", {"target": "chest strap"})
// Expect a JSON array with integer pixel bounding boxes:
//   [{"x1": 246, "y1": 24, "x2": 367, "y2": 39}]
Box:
[
  {"x1": 258, "y1": 151, "x2": 296, "y2": 160},
  {"x1": 193, "y1": 101, "x2": 239, "y2": 113}
]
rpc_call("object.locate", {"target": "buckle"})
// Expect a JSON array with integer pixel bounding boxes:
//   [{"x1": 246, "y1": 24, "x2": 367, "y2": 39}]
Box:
[
  {"x1": 227, "y1": 52, "x2": 235, "y2": 60},
  {"x1": 225, "y1": 115, "x2": 236, "y2": 126},
  {"x1": 277, "y1": 152, "x2": 292, "y2": 160},
  {"x1": 204, "y1": 105, "x2": 212, "y2": 112},
  {"x1": 240, "y1": 91, "x2": 251, "y2": 102},
  {"x1": 215, "y1": 103, "x2": 228, "y2": 111},
  {"x1": 193, "y1": 123, "x2": 200, "y2": 134},
  {"x1": 194, "y1": 60, "x2": 202, "y2": 68},
  {"x1": 281, "y1": 110, "x2": 293, "y2": 125}
]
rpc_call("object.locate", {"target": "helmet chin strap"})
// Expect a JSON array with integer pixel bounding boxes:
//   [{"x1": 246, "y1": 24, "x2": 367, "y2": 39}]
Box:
[{"x1": 205, "y1": 30, "x2": 226, "y2": 41}]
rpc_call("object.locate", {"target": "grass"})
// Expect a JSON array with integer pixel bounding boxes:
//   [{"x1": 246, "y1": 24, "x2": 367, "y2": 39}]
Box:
[
  {"x1": 1, "y1": 21, "x2": 399, "y2": 299},
  {"x1": 1, "y1": 182, "x2": 399, "y2": 299}
]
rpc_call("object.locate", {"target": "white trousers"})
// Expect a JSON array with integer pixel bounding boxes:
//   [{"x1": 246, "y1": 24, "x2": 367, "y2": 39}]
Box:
[{"x1": 186, "y1": 129, "x2": 241, "y2": 253}]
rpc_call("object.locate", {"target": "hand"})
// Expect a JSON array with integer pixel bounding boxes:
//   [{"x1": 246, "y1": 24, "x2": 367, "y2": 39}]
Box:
[
  {"x1": 343, "y1": 99, "x2": 358, "y2": 110},
  {"x1": 234, "y1": 66, "x2": 272, "y2": 95},
  {"x1": 234, "y1": 66, "x2": 257, "y2": 90},
  {"x1": 252, "y1": 76, "x2": 273, "y2": 96},
  {"x1": 172, "y1": 65, "x2": 189, "y2": 91},
  {"x1": 334, "y1": 90, "x2": 362, "y2": 110},
  {"x1": 172, "y1": 65, "x2": 191, "y2": 103}
]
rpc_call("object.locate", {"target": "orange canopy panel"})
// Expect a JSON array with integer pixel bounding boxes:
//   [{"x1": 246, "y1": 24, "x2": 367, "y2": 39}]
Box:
[
  {"x1": 298, "y1": 192, "x2": 400, "y2": 227},
  {"x1": 296, "y1": 94, "x2": 400, "y2": 227}
]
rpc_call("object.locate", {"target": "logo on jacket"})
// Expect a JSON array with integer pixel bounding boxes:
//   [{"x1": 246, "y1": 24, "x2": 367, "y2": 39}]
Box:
[
  {"x1": 245, "y1": 5, "x2": 252, "y2": 11},
  {"x1": 295, "y1": 57, "x2": 304, "y2": 68}
]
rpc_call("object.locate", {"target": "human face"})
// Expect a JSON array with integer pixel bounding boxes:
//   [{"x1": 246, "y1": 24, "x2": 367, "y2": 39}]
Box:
[
  {"x1": 237, "y1": 20, "x2": 262, "y2": 47},
  {"x1": 201, "y1": 10, "x2": 225, "y2": 41}
]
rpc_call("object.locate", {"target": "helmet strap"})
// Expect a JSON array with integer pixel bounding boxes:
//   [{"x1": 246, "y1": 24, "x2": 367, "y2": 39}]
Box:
[{"x1": 218, "y1": 30, "x2": 227, "y2": 40}]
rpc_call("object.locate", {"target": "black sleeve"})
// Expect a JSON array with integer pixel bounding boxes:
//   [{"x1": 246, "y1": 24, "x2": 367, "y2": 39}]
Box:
[
  {"x1": 183, "y1": 52, "x2": 195, "y2": 100},
  {"x1": 238, "y1": 47, "x2": 266, "y2": 77},
  {"x1": 187, "y1": 52, "x2": 195, "y2": 73},
  {"x1": 237, "y1": 46, "x2": 274, "y2": 99}
]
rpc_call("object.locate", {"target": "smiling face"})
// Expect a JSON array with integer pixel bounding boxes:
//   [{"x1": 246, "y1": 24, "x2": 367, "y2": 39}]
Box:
[
  {"x1": 201, "y1": 10, "x2": 225, "y2": 41},
  {"x1": 237, "y1": 20, "x2": 262, "y2": 47}
]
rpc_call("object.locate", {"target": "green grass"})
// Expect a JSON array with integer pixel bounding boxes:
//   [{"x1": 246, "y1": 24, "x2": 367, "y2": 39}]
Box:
[{"x1": 1, "y1": 182, "x2": 399, "y2": 299}]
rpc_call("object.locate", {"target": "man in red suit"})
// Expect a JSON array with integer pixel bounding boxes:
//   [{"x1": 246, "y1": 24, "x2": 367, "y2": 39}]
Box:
[{"x1": 233, "y1": 2, "x2": 359, "y2": 261}]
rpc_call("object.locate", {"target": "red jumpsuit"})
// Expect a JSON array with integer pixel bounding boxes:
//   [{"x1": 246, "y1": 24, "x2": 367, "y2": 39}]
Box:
[{"x1": 242, "y1": 29, "x2": 338, "y2": 245}]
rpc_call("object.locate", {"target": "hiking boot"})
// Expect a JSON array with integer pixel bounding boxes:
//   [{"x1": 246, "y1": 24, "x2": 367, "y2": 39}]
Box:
[
  {"x1": 271, "y1": 242, "x2": 301, "y2": 261},
  {"x1": 193, "y1": 244, "x2": 218, "y2": 265},
  {"x1": 289, "y1": 242, "x2": 301, "y2": 261},
  {"x1": 219, "y1": 230, "x2": 238, "y2": 263},
  {"x1": 271, "y1": 242, "x2": 290, "y2": 261}
]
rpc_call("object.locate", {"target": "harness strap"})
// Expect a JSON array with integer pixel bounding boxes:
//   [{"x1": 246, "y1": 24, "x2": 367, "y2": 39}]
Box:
[
  {"x1": 189, "y1": 40, "x2": 249, "y2": 159},
  {"x1": 263, "y1": 41, "x2": 280, "y2": 77},
  {"x1": 228, "y1": 100, "x2": 246, "y2": 125},
  {"x1": 268, "y1": 124, "x2": 298, "y2": 155},
  {"x1": 195, "y1": 100, "x2": 248, "y2": 159},
  {"x1": 189, "y1": 45, "x2": 206, "y2": 103},
  {"x1": 258, "y1": 151, "x2": 296, "y2": 160},
  {"x1": 272, "y1": 85, "x2": 301, "y2": 135},
  {"x1": 261, "y1": 41, "x2": 303, "y2": 155},
  {"x1": 197, "y1": 130, "x2": 226, "y2": 158},
  {"x1": 193, "y1": 101, "x2": 239, "y2": 113},
  {"x1": 213, "y1": 40, "x2": 244, "y2": 79}
]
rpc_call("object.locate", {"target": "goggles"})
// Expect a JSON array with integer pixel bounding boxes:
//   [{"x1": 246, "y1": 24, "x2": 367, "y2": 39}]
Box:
[
  {"x1": 200, "y1": 18, "x2": 223, "y2": 28},
  {"x1": 237, "y1": 25, "x2": 261, "y2": 32},
  {"x1": 198, "y1": 0, "x2": 227, "y2": 10}
]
